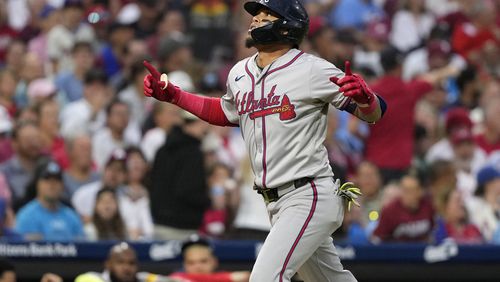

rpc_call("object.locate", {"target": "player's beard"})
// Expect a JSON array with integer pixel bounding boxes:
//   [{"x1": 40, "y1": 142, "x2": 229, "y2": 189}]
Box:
[{"x1": 245, "y1": 36, "x2": 256, "y2": 48}]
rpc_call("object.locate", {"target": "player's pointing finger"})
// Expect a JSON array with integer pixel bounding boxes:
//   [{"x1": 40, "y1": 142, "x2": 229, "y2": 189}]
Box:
[
  {"x1": 344, "y1": 60, "x2": 352, "y2": 76},
  {"x1": 143, "y1": 60, "x2": 161, "y2": 79}
]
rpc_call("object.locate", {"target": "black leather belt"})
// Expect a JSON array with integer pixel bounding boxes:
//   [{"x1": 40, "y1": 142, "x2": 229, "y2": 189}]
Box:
[{"x1": 254, "y1": 177, "x2": 314, "y2": 203}]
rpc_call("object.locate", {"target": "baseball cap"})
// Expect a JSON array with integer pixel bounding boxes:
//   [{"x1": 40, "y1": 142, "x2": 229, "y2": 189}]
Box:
[
  {"x1": 39, "y1": 5, "x2": 57, "y2": 19},
  {"x1": 477, "y1": 165, "x2": 500, "y2": 187},
  {"x1": 27, "y1": 78, "x2": 57, "y2": 100},
  {"x1": 449, "y1": 127, "x2": 474, "y2": 145},
  {"x1": 445, "y1": 107, "x2": 472, "y2": 134},
  {"x1": 39, "y1": 160, "x2": 63, "y2": 180},
  {"x1": 365, "y1": 19, "x2": 390, "y2": 42}
]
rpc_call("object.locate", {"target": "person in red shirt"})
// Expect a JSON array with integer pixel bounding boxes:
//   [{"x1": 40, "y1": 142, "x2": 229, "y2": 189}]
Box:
[
  {"x1": 372, "y1": 174, "x2": 435, "y2": 243},
  {"x1": 451, "y1": 0, "x2": 499, "y2": 63},
  {"x1": 365, "y1": 47, "x2": 434, "y2": 183},
  {"x1": 170, "y1": 236, "x2": 250, "y2": 282}
]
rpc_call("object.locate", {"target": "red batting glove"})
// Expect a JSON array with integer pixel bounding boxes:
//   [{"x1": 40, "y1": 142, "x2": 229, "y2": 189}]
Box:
[
  {"x1": 143, "y1": 61, "x2": 180, "y2": 103},
  {"x1": 330, "y1": 61, "x2": 376, "y2": 107}
]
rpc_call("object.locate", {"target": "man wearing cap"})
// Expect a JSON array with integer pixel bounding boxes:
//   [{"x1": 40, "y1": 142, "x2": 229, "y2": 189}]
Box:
[
  {"x1": 15, "y1": 160, "x2": 84, "y2": 241},
  {"x1": 426, "y1": 108, "x2": 487, "y2": 197}
]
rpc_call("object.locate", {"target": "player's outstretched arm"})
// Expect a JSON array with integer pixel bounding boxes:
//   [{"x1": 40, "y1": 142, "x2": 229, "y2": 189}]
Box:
[
  {"x1": 143, "y1": 61, "x2": 237, "y2": 127},
  {"x1": 330, "y1": 61, "x2": 385, "y2": 123}
]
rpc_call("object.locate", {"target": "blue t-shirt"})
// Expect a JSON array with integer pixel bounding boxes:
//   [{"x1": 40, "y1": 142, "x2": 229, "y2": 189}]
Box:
[{"x1": 15, "y1": 200, "x2": 84, "y2": 241}]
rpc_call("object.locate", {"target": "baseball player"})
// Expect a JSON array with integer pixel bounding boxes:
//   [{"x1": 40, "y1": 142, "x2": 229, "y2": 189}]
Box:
[{"x1": 143, "y1": 0, "x2": 386, "y2": 281}]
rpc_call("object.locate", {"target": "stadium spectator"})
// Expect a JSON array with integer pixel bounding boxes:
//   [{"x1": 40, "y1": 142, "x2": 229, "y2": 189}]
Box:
[
  {"x1": 140, "y1": 102, "x2": 181, "y2": 163},
  {"x1": 451, "y1": 0, "x2": 499, "y2": 64},
  {"x1": 389, "y1": 0, "x2": 435, "y2": 52},
  {"x1": 47, "y1": 0, "x2": 95, "y2": 73},
  {"x1": 200, "y1": 163, "x2": 239, "y2": 238},
  {"x1": 0, "y1": 121, "x2": 43, "y2": 210},
  {"x1": 146, "y1": 10, "x2": 187, "y2": 60},
  {"x1": 74, "y1": 242, "x2": 178, "y2": 282},
  {"x1": 35, "y1": 98, "x2": 66, "y2": 165},
  {"x1": 150, "y1": 112, "x2": 211, "y2": 240},
  {"x1": 157, "y1": 33, "x2": 194, "y2": 75},
  {"x1": 354, "y1": 18, "x2": 391, "y2": 76},
  {"x1": 372, "y1": 174, "x2": 435, "y2": 243},
  {"x1": 132, "y1": 0, "x2": 165, "y2": 39},
  {"x1": 120, "y1": 147, "x2": 154, "y2": 240},
  {"x1": 54, "y1": 41, "x2": 95, "y2": 104},
  {"x1": 355, "y1": 161, "x2": 384, "y2": 226},
  {"x1": 61, "y1": 133, "x2": 100, "y2": 200},
  {"x1": 84, "y1": 187, "x2": 126, "y2": 241},
  {"x1": 2, "y1": 40, "x2": 26, "y2": 79},
  {"x1": 99, "y1": 22, "x2": 135, "y2": 79},
  {"x1": 0, "y1": 1, "x2": 18, "y2": 65},
  {"x1": 170, "y1": 235, "x2": 251, "y2": 282},
  {"x1": 72, "y1": 148, "x2": 127, "y2": 221},
  {"x1": 0, "y1": 69, "x2": 17, "y2": 118},
  {"x1": 466, "y1": 165, "x2": 500, "y2": 242},
  {"x1": 92, "y1": 99, "x2": 140, "y2": 170},
  {"x1": 427, "y1": 108, "x2": 487, "y2": 201},
  {"x1": 27, "y1": 4, "x2": 59, "y2": 67},
  {"x1": 14, "y1": 52, "x2": 45, "y2": 109},
  {"x1": 118, "y1": 59, "x2": 152, "y2": 127},
  {"x1": 60, "y1": 69, "x2": 112, "y2": 139},
  {"x1": 434, "y1": 189, "x2": 483, "y2": 244},
  {"x1": 426, "y1": 160, "x2": 458, "y2": 212},
  {"x1": 15, "y1": 159, "x2": 84, "y2": 241}
]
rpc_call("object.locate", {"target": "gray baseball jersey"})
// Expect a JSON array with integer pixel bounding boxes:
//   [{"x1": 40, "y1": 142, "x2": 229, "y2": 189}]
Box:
[
  {"x1": 221, "y1": 49, "x2": 357, "y2": 281},
  {"x1": 221, "y1": 49, "x2": 349, "y2": 189}
]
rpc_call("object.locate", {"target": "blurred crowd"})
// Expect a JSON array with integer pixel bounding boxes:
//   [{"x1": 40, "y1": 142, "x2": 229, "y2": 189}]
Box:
[{"x1": 0, "y1": 0, "x2": 499, "y2": 247}]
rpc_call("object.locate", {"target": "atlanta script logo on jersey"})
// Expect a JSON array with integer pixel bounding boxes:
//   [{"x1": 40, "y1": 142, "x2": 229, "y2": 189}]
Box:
[{"x1": 235, "y1": 84, "x2": 296, "y2": 121}]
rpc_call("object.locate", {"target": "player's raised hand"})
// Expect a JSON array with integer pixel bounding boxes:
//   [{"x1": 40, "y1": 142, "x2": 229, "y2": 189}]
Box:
[
  {"x1": 330, "y1": 61, "x2": 375, "y2": 106},
  {"x1": 143, "y1": 60, "x2": 179, "y2": 102}
]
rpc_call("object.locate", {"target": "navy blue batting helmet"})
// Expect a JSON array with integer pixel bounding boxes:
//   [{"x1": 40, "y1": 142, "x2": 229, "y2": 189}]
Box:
[{"x1": 244, "y1": 0, "x2": 309, "y2": 46}]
